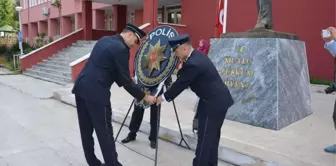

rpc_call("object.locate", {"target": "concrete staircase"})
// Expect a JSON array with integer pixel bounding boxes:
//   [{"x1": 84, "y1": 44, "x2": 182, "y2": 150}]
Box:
[{"x1": 24, "y1": 40, "x2": 96, "y2": 85}]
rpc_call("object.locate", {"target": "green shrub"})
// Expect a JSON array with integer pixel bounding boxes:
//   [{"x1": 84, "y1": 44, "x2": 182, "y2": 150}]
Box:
[
  {"x1": 0, "y1": 45, "x2": 7, "y2": 54},
  {"x1": 7, "y1": 41, "x2": 32, "y2": 54},
  {"x1": 10, "y1": 42, "x2": 20, "y2": 53},
  {"x1": 1, "y1": 41, "x2": 30, "y2": 61},
  {"x1": 24, "y1": 47, "x2": 33, "y2": 54}
]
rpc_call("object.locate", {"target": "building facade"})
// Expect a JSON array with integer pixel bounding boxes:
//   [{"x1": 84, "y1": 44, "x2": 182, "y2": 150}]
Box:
[{"x1": 20, "y1": 0, "x2": 336, "y2": 81}]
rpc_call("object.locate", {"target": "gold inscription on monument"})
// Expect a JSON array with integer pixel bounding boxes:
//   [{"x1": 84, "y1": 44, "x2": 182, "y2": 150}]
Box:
[
  {"x1": 224, "y1": 56, "x2": 253, "y2": 65},
  {"x1": 222, "y1": 55, "x2": 254, "y2": 89},
  {"x1": 221, "y1": 68, "x2": 254, "y2": 77},
  {"x1": 224, "y1": 80, "x2": 250, "y2": 88}
]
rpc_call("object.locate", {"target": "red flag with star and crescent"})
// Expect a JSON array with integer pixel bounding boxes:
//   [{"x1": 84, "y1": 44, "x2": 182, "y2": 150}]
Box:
[{"x1": 216, "y1": 0, "x2": 224, "y2": 37}]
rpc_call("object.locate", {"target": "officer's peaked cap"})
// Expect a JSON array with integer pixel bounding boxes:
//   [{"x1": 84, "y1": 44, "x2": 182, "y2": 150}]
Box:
[
  {"x1": 168, "y1": 34, "x2": 190, "y2": 51},
  {"x1": 125, "y1": 23, "x2": 147, "y2": 41}
]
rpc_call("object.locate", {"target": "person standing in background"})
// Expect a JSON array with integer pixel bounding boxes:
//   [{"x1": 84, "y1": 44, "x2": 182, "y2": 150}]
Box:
[
  {"x1": 322, "y1": 26, "x2": 336, "y2": 154},
  {"x1": 197, "y1": 39, "x2": 209, "y2": 55}
]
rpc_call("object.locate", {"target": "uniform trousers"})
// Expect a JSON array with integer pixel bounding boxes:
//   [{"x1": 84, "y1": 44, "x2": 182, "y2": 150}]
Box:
[
  {"x1": 193, "y1": 113, "x2": 226, "y2": 166},
  {"x1": 75, "y1": 95, "x2": 122, "y2": 166},
  {"x1": 128, "y1": 104, "x2": 160, "y2": 142}
]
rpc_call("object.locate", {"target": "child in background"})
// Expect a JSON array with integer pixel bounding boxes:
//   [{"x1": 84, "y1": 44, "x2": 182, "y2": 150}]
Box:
[{"x1": 197, "y1": 39, "x2": 209, "y2": 55}]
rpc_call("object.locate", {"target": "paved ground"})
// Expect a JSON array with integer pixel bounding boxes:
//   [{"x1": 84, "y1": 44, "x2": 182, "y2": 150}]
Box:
[
  {"x1": 55, "y1": 82, "x2": 336, "y2": 166},
  {"x1": 0, "y1": 73, "x2": 335, "y2": 166},
  {"x1": 0, "y1": 74, "x2": 62, "y2": 99},
  {"x1": 0, "y1": 68, "x2": 13, "y2": 75},
  {"x1": 0, "y1": 83, "x2": 233, "y2": 166}
]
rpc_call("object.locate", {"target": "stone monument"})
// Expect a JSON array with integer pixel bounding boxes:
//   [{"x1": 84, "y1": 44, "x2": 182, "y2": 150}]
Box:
[{"x1": 207, "y1": 0, "x2": 312, "y2": 130}]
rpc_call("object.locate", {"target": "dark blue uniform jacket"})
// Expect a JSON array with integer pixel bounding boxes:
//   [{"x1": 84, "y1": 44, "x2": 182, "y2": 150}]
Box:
[
  {"x1": 164, "y1": 50, "x2": 234, "y2": 117},
  {"x1": 72, "y1": 35, "x2": 145, "y2": 106}
]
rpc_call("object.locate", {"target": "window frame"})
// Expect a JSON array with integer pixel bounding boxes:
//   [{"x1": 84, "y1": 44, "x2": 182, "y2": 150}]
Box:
[{"x1": 164, "y1": 5, "x2": 182, "y2": 24}]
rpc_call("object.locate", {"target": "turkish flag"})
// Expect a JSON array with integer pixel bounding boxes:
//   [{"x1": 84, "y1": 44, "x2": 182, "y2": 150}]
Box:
[{"x1": 216, "y1": 0, "x2": 224, "y2": 37}]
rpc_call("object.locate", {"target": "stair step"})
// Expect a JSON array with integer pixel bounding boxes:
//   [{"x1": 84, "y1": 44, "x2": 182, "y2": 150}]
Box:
[
  {"x1": 44, "y1": 57, "x2": 86, "y2": 66},
  {"x1": 63, "y1": 47, "x2": 93, "y2": 52},
  {"x1": 31, "y1": 66, "x2": 71, "y2": 78},
  {"x1": 36, "y1": 63, "x2": 71, "y2": 72},
  {"x1": 43, "y1": 60, "x2": 71, "y2": 66},
  {"x1": 52, "y1": 54, "x2": 87, "y2": 61},
  {"x1": 24, "y1": 40, "x2": 97, "y2": 85},
  {"x1": 72, "y1": 42, "x2": 96, "y2": 46},
  {"x1": 77, "y1": 40, "x2": 97, "y2": 45},
  {"x1": 49, "y1": 56, "x2": 71, "y2": 61},
  {"x1": 49, "y1": 59, "x2": 78, "y2": 64},
  {"x1": 61, "y1": 50, "x2": 91, "y2": 56},
  {"x1": 55, "y1": 53, "x2": 89, "y2": 59},
  {"x1": 26, "y1": 69, "x2": 72, "y2": 83},
  {"x1": 24, "y1": 72, "x2": 69, "y2": 86},
  {"x1": 47, "y1": 57, "x2": 72, "y2": 64}
]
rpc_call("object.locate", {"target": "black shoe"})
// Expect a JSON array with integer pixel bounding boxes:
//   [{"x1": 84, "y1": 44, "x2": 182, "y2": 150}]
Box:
[
  {"x1": 150, "y1": 141, "x2": 156, "y2": 149},
  {"x1": 101, "y1": 164, "x2": 105, "y2": 166},
  {"x1": 121, "y1": 135, "x2": 136, "y2": 144}
]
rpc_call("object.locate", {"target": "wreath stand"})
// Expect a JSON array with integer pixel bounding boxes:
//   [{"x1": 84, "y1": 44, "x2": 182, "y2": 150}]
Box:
[{"x1": 114, "y1": 85, "x2": 191, "y2": 166}]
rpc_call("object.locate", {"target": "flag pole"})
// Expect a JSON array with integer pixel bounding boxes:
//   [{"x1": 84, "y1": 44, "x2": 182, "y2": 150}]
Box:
[{"x1": 223, "y1": 0, "x2": 228, "y2": 33}]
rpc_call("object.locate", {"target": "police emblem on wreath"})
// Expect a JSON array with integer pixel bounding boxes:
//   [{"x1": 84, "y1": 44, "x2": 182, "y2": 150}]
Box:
[{"x1": 134, "y1": 26, "x2": 179, "y2": 108}]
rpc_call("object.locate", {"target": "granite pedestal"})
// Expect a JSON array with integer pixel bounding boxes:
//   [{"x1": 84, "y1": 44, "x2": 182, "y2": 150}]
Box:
[{"x1": 208, "y1": 36, "x2": 312, "y2": 130}]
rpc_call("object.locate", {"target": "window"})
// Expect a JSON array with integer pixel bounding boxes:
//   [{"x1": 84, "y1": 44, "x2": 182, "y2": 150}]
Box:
[
  {"x1": 176, "y1": 11, "x2": 181, "y2": 24},
  {"x1": 157, "y1": 9, "x2": 163, "y2": 22},
  {"x1": 23, "y1": 0, "x2": 27, "y2": 8},
  {"x1": 56, "y1": 19, "x2": 60, "y2": 35},
  {"x1": 165, "y1": 6, "x2": 182, "y2": 24},
  {"x1": 70, "y1": 16, "x2": 75, "y2": 32},
  {"x1": 128, "y1": 12, "x2": 135, "y2": 24},
  {"x1": 28, "y1": 0, "x2": 41, "y2": 7},
  {"x1": 29, "y1": 0, "x2": 37, "y2": 7},
  {"x1": 105, "y1": 10, "x2": 113, "y2": 30},
  {"x1": 167, "y1": 12, "x2": 175, "y2": 23}
]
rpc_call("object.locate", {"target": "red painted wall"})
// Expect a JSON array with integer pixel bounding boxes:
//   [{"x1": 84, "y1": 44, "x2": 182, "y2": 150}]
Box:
[
  {"x1": 135, "y1": 10, "x2": 143, "y2": 27},
  {"x1": 269, "y1": 0, "x2": 336, "y2": 81},
  {"x1": 92, "y1": 30, "x2": 116, "y2": 40},
  {"x1": 181, "y1": 0, "x2": 217, "y2": 49},
  {"x1": 72, "y1": 60, "x2": 87, "y2": 82}
]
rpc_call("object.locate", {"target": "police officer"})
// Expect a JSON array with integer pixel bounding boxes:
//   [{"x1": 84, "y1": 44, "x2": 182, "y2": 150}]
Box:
[
  {"x1": 121, "y1": 76, "x2": 172, "y2": 149},
  {"x1": 72, "y1": 23, "x2": 157, "y2": 166},
  {"x1": 156, "y1": 34, "x2": 234, "y2": 166}
]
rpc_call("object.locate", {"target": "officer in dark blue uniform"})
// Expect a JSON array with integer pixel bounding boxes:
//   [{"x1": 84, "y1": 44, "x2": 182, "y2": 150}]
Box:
[
  {"x1": 121, "y1": 76, "x2": 172, "y2": 149},
  {"x1": 72, "y1": 23, "x2": 157, "y2": 166},
  {"x1": 156, "y1": 34, "x2": 234, "y2": 166}
]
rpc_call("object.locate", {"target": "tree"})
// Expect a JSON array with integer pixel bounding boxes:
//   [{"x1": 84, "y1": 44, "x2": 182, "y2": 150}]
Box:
[
  {"x1": 0, "y1": 0, "x2": 17, "y2": 29},
  {"x1": 13, "y1": 0, "x2": 20, "y2": 30}
]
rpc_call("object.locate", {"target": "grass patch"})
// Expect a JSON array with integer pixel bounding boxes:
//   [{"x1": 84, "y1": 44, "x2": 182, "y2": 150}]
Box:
[{"x1": 310, "y1": 78, "x2": 333, "y2": 86}]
